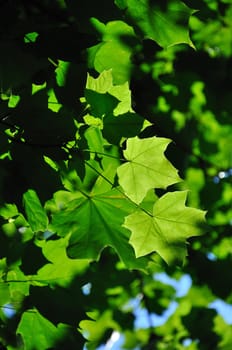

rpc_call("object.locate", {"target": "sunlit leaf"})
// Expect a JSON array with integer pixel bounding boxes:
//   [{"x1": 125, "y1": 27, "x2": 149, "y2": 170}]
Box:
[
  {"x1": 36, "y1": 236, "x2": 90, "y2": 287},
  {"x1": 86, "y1": 70, "x2": 132, "y2": 115},
  {"x1": 0, "y1": 203, "x2": 18, "y2": 219},
  {"x1": 125, "y1": 191, "x2": 207, "y2": 264},
  {"x1": 55, "y1": 60, "x2": 70, "y2": 87},
  {"x1": 88, "y1": 20, "x2": 137, "y2": 83},
  {"x1": 23, "y1": 190, "x2": 48, "y2": 232},
  {"x1": 117, "y1": 136, "x2": 181, "y2": 204},
  {"x1": 0, "y1": 1, "x2": 229, "y2": 349},
  {"x1": 80, "y1": 310, "x2": 118, "y2": 349}
]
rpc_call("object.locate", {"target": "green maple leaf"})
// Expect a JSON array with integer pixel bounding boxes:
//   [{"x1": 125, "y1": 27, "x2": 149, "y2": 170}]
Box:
[
  {"x1": 51, "y1": 188, "x2": 148, "y2": 271},
  {"x1": 117, "y1": 136, "x2": 181, "y2": 204},
  {"x1": 88, "y1": 20, "x2": 136, "y2": 83},
  {"x1": 124, "y1": 191, "x2": 207, "y2": 265},
  {"x1": 86, "y1": 70, "x2": 132, "y2": 115},
  {"x1": 17, "y1": 309, "x2": 65, "y2": 350},
  {"x1": 36, "y1": 236, "x2": 90, "y2": 287},
  {"x1": 126, "y1": 0, "x2": 195, "y2": 48},
  {"x1": 23, "y1": 189, "x2": 48, "y2": 232}
]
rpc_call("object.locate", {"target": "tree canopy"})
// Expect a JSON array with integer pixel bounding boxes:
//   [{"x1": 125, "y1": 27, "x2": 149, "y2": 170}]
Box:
[{"x1": 0, "y1": 0, "x2": 232, "y2": 349}]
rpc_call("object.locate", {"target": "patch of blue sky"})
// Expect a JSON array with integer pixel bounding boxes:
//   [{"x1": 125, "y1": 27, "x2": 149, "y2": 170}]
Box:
[
  {"x1": 209, "y1": 299, "x2": 232, "y2": 324},
  {"x1": 2, "y1": 303, "x2": 16, "y2": 318},
  {"x1": 92, "y1": 272, "x2": 232, "y2": 349},
  {"x1": 96, "y1": 332, "x2": 125, "y2": 350},
  {"x1": 154, "y1": 272, "x2": 192, "y2": 297},
  {"x1": 134, "y1": 300, "x2": 178, "y2": 329}
]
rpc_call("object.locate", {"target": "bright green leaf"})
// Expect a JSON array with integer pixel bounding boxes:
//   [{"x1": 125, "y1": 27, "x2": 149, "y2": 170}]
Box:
[
  {"x1": 17, "y1": 309, "x2": 64, "y2": 350},
  {"x1": 80, "y1": 310, "x2": 118, "y2": 350},
  {"x1": 84, "y1": 126, "x2": 104, "y2": 155},
  {"x1": 125, "y1": 191, "x2": 207, "y2": 264},
  {"x1": 117, "y1": 136, "x2": 181, "y2": 204},
  {"x1": 86, "y1": 70, "x2": 114, "y2": 93},
  {"x1": 24, "y1": 32, "x2": 39, "y2": 43},
  {"x1": 86, "y1": 70, "x2": 132, "y2": 115},
  {"x1": 36, "y1": 236, "x2": 90, "y2": 287},
  {"x1": 47, "y1": 88, "x2": 62, "y2": 112},
  {"x1": 23, "y1": 190, "x2": 48, "y2": 232},
  {"x1": 8, "y1": 94, "x2": 20, "y2": 108},
  {"x1": 0, "y1": 283, "x2": 10, "y2": 320},
  {"x1": 32, "y1": 82, "x2": 46, "y2": 95},
  {"x1": 55, "y1": 60, "x2": 70, "y2": 87},
  {"x1": 0, "y1": 203, "x2": 18, "y2": 219},
  {"x1": 88, "y1": 21, "x2": 136, "y2": 83},
  {"x1": 8, "y1": 267, "x2": 29, "y2": 299}
]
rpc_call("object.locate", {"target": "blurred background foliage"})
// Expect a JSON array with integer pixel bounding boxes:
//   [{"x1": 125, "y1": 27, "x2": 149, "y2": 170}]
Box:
[{"x1": 0, "y1": 0, "x2": 232, "y2": 349}]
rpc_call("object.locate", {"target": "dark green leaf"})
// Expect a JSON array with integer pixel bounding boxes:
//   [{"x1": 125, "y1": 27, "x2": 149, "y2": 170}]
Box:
[{"x1": 103, "y1": 112, "x2": 143, "y2": 144}]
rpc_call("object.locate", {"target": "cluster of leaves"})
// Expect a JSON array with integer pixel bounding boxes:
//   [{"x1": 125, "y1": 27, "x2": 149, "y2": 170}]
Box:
[{"x1": 0, "y1": 0, "x2": 231, "y2": 349}]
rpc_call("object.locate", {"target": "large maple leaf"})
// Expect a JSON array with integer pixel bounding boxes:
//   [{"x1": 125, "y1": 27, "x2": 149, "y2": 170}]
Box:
[
  {"x1": 124, "y1": 191, "x2": 207, "y2": 265},
  {"x1": 126, "y1": 0, "x2": 195, "y2": 48},
  {"x1": 51, "y1": 188, "x2": 148, "y2": 271},
  {"x1": 117, "y1": 136, "x2": 181, "y2": 204}
]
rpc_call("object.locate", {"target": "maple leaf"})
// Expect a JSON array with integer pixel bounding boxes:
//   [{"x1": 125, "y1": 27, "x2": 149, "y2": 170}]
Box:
[
  {"x1": 36, "y1": 236, "x2": 90, "y2": 287},
  {"x1": 126, "y1": 0, "x2": 195, "y2": 48},
  {"x1": 51, "y1": 188, "x2": 148, "y2": 271},
  {"x1": 23, "y1": 189, "x2": 48, "y2": 232},
  {"x1": 117, "y1": 136, "x2": 181, "y2": 204},
  {"x1": 124, "y1": 191, "x2": 207, "y2": 265}
]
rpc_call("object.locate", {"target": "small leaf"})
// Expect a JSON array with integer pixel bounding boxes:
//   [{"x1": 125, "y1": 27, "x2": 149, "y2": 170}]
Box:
[
  {"x1": 23, "y1": 189, "x2": 48, "y2": 232},
  {"x1": 0, "y1": 203, "x2": 18, "y2": 219},
  {"x1": 86, "y1": 70, "x2": 132, "y2": 115},
  {"x1": 84, "y1": 126, "x2": 105, "y2": 156},
  {"x1": 86, "y1": 70, "x2": 113, "y2": 93},
  {"x1": 79, "y1": 310, "x2": 118, "y2": 349},
  {"x1": 55, "y1": 60, "x2": 70, "y2": 87},
  {"x1": 124, "y1": 191, "x2": 207, "y2": 264},
  {"x1": 117, "y1": 136, "x2": 181, "y2": 204}
]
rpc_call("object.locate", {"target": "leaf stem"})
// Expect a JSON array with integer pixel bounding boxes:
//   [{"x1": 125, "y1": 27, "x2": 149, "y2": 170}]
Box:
[{"x1": 85, "y1": 160, "x2": 153, "y2": 217}]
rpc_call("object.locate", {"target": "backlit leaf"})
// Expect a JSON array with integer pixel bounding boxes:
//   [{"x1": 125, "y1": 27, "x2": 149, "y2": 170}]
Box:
[
  {"x1": 117, "y1": 136, "x2": 181, "y2": 204},
  {"x1": 125, "y1": 191, "x2": 207, "y2": 264},
  {"x1": 88, "y1": 20, "x2": 136, "y2": 83},
  {"x1": 86, "y1": 70, "x2": 132, "y2": 115},
  {"x1": 23, "y1": 190, "x2": 48, "y2": 232},
  {"x1": 55, "y1": 60, "x2": 70, "y2": 87},
  {"x1": 36, "y1": 236, "x2": 90, "y2": 287}
]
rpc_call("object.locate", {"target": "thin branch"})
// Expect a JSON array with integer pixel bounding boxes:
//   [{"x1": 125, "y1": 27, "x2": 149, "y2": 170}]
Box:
[{"x1": 83, "y1": 149, "x2": 125, "y2": 162}]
